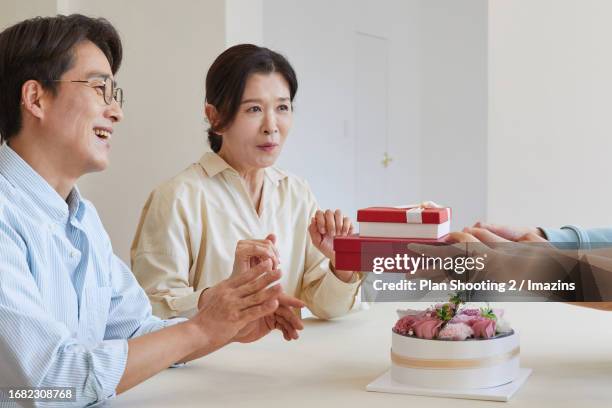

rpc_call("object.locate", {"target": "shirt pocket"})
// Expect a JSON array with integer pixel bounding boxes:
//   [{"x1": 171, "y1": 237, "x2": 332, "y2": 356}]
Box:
[{"x1": 82, "y1": 286, "x2": 112, "y2": 343}]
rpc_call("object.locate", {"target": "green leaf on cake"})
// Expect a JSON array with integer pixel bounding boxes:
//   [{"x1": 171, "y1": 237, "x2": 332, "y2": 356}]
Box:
[
  {"x1": 436, "y1": 304, "x2": 454, "y2": 322},
  {"x1": 480, "y1": 305, "x2": 497, "y2": 321}
]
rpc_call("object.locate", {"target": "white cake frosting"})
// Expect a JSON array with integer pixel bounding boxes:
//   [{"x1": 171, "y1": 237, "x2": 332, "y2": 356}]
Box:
[{"x1": 391, "y1": 330, "x2": 520, "y2": 389}]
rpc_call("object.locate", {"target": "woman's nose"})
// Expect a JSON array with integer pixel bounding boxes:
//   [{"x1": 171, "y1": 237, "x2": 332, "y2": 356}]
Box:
[{"x1": 262, "y1": 112, "x2": 279, "y2": 134}]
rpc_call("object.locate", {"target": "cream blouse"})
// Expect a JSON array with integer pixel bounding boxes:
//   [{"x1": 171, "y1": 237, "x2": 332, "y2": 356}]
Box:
[{"x1": 131, "y1": 152, "x2": 361, "y2": 319}]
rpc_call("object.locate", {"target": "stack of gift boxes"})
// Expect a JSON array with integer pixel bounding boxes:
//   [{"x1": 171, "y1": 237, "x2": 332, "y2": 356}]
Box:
[{"x1": 333, "y1": 206, "x2": 451, "y2": 271}]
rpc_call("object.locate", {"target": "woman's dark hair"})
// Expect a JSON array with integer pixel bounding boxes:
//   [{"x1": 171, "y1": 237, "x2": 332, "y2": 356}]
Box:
[
  {"x1": 0, "y1": 14, "x2": 122, "y2": 143},
  {"x1": 205, "y1": 44, "x2": 298, "y2": 153}
]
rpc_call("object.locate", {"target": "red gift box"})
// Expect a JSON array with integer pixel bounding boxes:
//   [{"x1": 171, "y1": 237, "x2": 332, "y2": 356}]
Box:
[
  {"x1": 333, "y1": 234, "x2": 448, "y2": 272},
  {"x1": 357, "y1": 206, "x2": 451, "y2": 224}
]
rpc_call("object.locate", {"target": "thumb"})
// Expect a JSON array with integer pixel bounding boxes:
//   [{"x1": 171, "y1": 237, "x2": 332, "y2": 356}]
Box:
[
  {"x1": 278, "y1": 293, "x2": 305, "y2": 308},
  {"x1": 265, "y1": 233, "x2": 277, "y2": 245}
]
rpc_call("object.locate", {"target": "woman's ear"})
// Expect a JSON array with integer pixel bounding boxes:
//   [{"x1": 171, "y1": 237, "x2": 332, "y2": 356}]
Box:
[
  {"x1": 21, "y1": 80, "x2": 47, "y2": 120},
  {"x1": 205, "y1": 103, "x2": 221, "y2": 134}
]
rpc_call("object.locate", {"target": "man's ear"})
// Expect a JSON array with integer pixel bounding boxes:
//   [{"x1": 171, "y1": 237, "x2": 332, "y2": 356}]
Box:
[
  {"x1": 21, "y1": 80, "x2": 47, "y2": 120},
  {"x1": 205, "y1": 103, "x2": 221, "y2": 135}
]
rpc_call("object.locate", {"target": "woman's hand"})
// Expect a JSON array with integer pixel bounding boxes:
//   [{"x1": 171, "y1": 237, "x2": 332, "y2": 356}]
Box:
[
  {"x1": 308, "y1": 209, "x2": 356, "y2": 282},
  {"x1": 228, "y1": 234, "x2": 305, "y2": 342},
  {"x1": 232, "y1": 234, "x2": 280, "y2": 276}
]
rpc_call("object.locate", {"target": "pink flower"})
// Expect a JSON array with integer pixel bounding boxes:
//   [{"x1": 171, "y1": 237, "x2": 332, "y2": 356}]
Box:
[
  {"x1": 450, "y1": 314, "x2": 478, "y2": 325},
  {"x1": 412, "y1": 317, "x2": 444, "y2": 339},
  {"x1": 397, "y1": 309, "x2": 427, "y2": 319},
  {"x1": 438, "y1": 323, "x2": 474, "y2": 341},
  {"x1": 471, "y1": 318, "x2": 496, "y2": 339},
  {"x1": 459, "y1": 308, "x2": 481, "y2": 316},
  {"x1": 394, "y1": 315, "x2": 419, "y2": 335}
]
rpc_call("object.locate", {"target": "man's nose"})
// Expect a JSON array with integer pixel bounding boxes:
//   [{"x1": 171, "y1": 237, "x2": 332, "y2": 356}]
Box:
[{"x1": 106, "y1": 99, "x2": 124, "y2": 123}]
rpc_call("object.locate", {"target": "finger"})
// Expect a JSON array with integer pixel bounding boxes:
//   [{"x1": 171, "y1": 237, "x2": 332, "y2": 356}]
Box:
[
  {"x1": 235, "y1": 266, "x2": 282, "y2": 298},
  {"x1": 420, "y1": 201, "x2": 442, "y2": 208},
  {"x1": 237, "y1": 241, "x2": 279, "y2": 270},
  {"x1": 518, "y1": 232, "x2": 548, "y2": 243},
  {"x1": 474, "y1": 222, "x2": 520, "y2": 241},
  {"x1": 408, "y1": 239, "x2": 474, "y2": 258},
  {"x1": 279, "y1": 324, "x2": 291, "y2": 341},
  {"x1": 275, "y1": 314, "x2": 299, "y2": 339},
  {"x1": 263, "y1": 234, "x2": 281, "y2": 262},
  {"x1": 240, "y1": 298, "x2": 279, "y2": 323},
  {"x1": 275, "y1": 318, "x2": 292, "y2": 341},
  {"x1": 275, "y1": 305, "x2": 304, "y2": 331},
  {"x1": 230, "y1": 258, "x2": 275, "y2": 288},
  {"x1": 348, "y1": 223, "x2": 355, "y2": 235},
  {"x1": 308, "y1": 218, "x2": 320, "y2": 240},
  {"x1": 240, "y1": 283, "x2": 282, "y2": 310},
  {"x1": 236, "y1": 241, "x2": 278, "y2": 263},
  {"x1": 443, "y1": 232, "x2": 480, "y2": 244},
  {"x1": 463, "y1": 227, "x2": 511, "y2": 244},
  {"x1": 278, "y1": 293, "x2": 305, "y2": 308},
  {"x1": 340, "y1": 216, "x2": 351, "y2": 236},
  {"x1": 325, "y1": 209, "x2": 336, "y2": 237},
  {"x1": 315, "y1": 211, "x2": 326, "y2": 235},
  {"x1": 265, "y1": 233, "x2": 277, "y2": 245},
  {"x1": 334, "y1": 209, "x2": 343, "y2": 235}
]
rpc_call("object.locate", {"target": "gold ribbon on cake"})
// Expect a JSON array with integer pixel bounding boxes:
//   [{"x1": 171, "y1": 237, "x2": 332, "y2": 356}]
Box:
[{"x1": 391, "y1": 347, "x2": 520, "y2": 370}]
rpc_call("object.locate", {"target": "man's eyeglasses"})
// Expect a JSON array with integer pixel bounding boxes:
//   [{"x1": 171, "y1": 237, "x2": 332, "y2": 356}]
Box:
[{"x1": 49, "y1": 77, "x2": 124, "y2": 107}]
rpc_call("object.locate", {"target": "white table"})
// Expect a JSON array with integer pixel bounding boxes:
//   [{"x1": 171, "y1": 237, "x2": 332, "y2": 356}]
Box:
[{"x1": 114, "y1": 302, "x2": 612, "y2": 407}]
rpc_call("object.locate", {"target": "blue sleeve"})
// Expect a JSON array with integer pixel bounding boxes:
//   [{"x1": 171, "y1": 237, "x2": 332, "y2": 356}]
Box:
[
  {"x1": 104, "y1": 252, "x2": 187, "y2": 341},
  {"x1": 541, "y1": 225, "x2": 612, "y2": 250},
  {"x1": 0, "y1": 221, "x2": 127, "y2": 408}
]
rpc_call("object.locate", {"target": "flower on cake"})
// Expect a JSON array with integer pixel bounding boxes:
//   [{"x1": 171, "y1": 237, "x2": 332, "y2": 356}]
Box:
[
  {"x1": 394, "y1": 294, "x2": 512, "y2": 340},
  {"x1": 438, "y1": 322, "x2": 473, "y2": 340},
  {"x1": 412, "y1": 317, "x2": 444, "y2": 340},
  {"x1": 471, "y1": 318, "x2": 497, "y2": 339}
]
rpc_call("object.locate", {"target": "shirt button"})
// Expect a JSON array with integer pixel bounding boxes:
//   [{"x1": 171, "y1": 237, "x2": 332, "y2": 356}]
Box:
[{"x1": 70, "y1": 251, "x2": 79, "y2": 258}]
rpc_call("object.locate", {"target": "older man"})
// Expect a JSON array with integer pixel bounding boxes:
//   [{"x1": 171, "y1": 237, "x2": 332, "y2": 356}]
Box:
[{"x1": 0, "y1": 14, "x2": 302, "y2": 407}]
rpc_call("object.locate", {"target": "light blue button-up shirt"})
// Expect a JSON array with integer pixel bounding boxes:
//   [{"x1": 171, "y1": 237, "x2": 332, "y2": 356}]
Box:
[{"x1": 0, "y1": 144, "x2": 183, "y2": 407}]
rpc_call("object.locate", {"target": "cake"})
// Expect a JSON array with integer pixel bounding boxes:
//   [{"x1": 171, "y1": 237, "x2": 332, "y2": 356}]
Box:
[{"x1": 391, "y1": 296, "x2": 520, "y2": 389}]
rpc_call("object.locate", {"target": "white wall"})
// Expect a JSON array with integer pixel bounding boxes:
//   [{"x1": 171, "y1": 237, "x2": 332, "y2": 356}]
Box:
[
  {"x1": 420, "y1": 0, "x2": 488, "y2": 230},
  {"x1": 0, "y1": 0, "x2": 56, "y2": 30},
  {"x1": 225, "y1": 0, "x2": 263, "y2": 47},
  {"x1": 488, "y1": 0, "x2": 612, "y2": 229}
]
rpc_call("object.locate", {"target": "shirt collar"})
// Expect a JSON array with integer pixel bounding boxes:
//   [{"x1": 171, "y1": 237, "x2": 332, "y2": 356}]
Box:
[
  {"x1": 198, "y1": 151, "x2": 288, "y2": 185},
  {"x1": 0, "y1": 143, "x2": 84, "y2": 223}
]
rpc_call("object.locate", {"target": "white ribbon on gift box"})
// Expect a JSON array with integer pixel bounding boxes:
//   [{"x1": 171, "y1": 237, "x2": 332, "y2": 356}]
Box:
[{"x1": 392, "y1": 202, "x2": 450, "y2": 224}]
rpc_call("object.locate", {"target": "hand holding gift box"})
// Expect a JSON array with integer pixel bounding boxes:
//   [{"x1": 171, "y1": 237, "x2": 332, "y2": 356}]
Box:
[{"x1": 308, "y1": 208, "x2": 358, "y2": 282}]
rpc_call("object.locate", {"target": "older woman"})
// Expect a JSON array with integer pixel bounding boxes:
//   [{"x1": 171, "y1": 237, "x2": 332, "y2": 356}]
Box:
[{"x1": 131, "y1": 44, "x2": 361, "y2": 324}]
